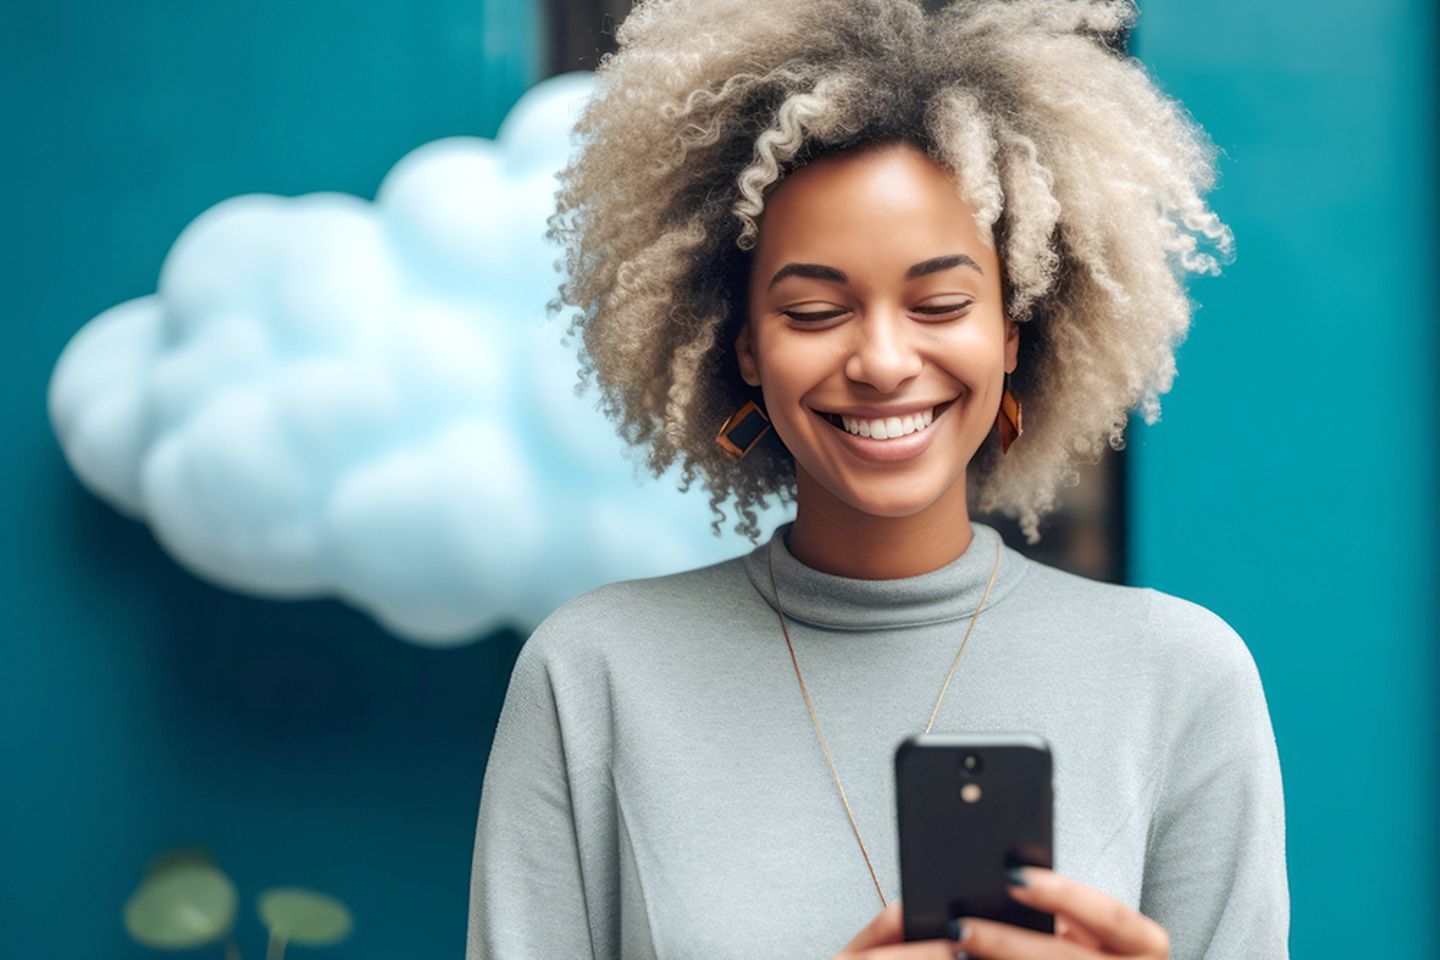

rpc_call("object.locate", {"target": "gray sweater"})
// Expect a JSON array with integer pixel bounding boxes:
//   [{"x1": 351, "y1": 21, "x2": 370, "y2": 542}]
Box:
[{"x1": 466, "y1": 520, "x2": 1289, "y2": 958}]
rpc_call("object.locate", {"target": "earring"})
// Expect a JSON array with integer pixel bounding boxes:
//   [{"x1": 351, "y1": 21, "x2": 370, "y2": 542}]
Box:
[
  {"x1": 995, "y1": 371, "x2": 1023, "y2": 455},
  {"x1": 716, "y1": 397, "x2": 772, "y2": 459}
]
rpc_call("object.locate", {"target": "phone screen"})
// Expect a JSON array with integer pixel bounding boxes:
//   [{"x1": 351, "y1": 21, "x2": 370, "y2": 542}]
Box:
[{"x1": 894, "y1": 732, "x2": 1054, "y2": 941}]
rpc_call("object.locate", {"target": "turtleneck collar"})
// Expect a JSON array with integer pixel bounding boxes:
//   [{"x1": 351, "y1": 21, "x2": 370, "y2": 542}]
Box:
[{"x1": 741, "y1": 519, "x2": 1029, "y2": 632}]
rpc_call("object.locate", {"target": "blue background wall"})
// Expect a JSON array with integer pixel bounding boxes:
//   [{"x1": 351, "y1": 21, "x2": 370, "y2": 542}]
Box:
[
  {"x1": 1132, "y1": 3, "x2": 1438, "y2": 958},
  {"x1": 1, "y1": 1, "x2": 1434, "y2": 958},
  {"x1": 0, "y1": 2, "x2": 541, "y2": 957}
]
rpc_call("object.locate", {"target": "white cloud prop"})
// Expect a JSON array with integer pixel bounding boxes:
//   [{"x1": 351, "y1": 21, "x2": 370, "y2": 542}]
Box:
[{"x1": 48, "y1": 71, "x2": 792, "y2": 646}]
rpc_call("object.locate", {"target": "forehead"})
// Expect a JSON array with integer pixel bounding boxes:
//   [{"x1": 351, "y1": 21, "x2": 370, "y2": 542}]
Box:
[{"x1": 751, "y1": 141, "x2": 995, "y2": 281}]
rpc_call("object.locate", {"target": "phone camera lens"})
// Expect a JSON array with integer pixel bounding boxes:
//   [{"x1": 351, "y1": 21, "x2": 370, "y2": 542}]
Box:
[{"x1": 961, "y1": 753, "x2": 983, "y2": 775}]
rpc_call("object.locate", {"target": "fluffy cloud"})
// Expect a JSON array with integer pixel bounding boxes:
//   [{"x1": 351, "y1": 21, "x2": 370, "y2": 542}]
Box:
[{"x1": 48, "y1": 71, "x2": 790, "y2": 646}]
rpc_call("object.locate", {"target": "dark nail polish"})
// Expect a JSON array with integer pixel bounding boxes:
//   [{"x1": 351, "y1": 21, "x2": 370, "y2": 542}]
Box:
[
  {"x1": 952, "y1": 952, "x2": 971, "y2": 960},
  {"x1": 1007, "y1": 865, "x2": 1029, "y2": 887},
  {"x1": 945, "y1": 918, "x2": 970, "y2": 942}
]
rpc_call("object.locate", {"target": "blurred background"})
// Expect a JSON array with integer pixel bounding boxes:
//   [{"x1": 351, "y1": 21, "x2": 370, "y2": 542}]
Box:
[{"x1": 1, "y1": 0, "x2": 1434, "y2": 957}]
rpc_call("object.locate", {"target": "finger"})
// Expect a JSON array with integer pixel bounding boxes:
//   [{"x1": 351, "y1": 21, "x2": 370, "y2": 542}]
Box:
[
  {"x1": 1035, "y1": 897, "x2": 1111, "y2": 951},
  {"x1": 838, "y1": 898, "x2": 906, "y2": 954},
  {"x1": 948, "y1": 915, "x2": 1098, "y2": 960},
  {"x1": 856, "y1": 940, "x2": 984, "y2": 960},
  {"x1": 1055, "y1": 915, "x2": 1103, "y2": 952},
  {"x1": 1005, "y1": 867, "x2": 1168, "y2": 957}
]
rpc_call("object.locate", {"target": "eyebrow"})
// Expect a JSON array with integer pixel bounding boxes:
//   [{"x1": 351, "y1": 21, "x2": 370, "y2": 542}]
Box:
[{"x1": 767, "y1": 253, "x2": 983, "y2": 289}]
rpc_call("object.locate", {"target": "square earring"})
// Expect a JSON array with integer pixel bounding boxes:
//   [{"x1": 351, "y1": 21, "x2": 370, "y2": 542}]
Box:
[{"x1": 715, "y1": 398, "x2": 772, "y2": 458}]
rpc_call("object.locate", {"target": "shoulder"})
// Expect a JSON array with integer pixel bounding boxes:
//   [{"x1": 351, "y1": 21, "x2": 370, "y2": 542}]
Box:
[
  {"x1": 1007, "y1": 552, "x2": 1152, "y2": 623},
  {"x1": 1011, "y1": 555, "x2": 1262, "y2": 699},
  {"x1": 1018, "y1": 564, "x2": 1278, "y2": 769},
  {"x1": 516, "y1": 551, "x2": 752, "y2": 668},
  {"x1": 1140, "y1": 585, "x2": 1265, "y2": 703},
  {"x1": 1002, "y1": 553, "x2": 1154, "y2": 657}
]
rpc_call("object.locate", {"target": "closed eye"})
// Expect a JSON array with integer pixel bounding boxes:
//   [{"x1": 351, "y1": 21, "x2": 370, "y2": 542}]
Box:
[
  {"x1": 783, "y1": 301, "x2": 974, "y2": 324},
  {"x1": 914, "y1": 301, "x2": 974, "y2": 317},
  {"x1": 783, "y1": 309, "x2": 847, "y2": 323}
]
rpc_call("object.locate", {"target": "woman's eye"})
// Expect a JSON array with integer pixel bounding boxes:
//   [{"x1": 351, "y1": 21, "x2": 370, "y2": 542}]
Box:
[
  {"x1": 783, "y1": 309, "x2": 847, "y2": 324},
  {"x1": 782, "y1": 301, "x2": 974, "y2": 325},
  {"x1": 914, "y1": 301, "x2": 974, "y2": 318}
]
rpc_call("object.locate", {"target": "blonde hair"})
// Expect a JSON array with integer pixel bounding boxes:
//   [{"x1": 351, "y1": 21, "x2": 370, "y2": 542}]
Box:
[{"x1": 546, "y1": 0, "x2": 1232, "y2": 544}]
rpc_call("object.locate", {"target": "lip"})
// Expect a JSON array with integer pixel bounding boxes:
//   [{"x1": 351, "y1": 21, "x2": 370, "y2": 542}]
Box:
[
  {"x1": 811, "y1": 397, "x2": 959, "y2": 463},
  {"x1": 811, "y1": 400, "x2": 952, "y2": 419}
]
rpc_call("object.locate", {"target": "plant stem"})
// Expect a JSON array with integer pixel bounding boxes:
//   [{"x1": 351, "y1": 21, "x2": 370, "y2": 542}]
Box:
[
  {"x1": 224, "y1": 938, "x2": 243, "y2": 960},
  {"x1": 264, "y1": 930, "x2": 287, "y2": 960}
]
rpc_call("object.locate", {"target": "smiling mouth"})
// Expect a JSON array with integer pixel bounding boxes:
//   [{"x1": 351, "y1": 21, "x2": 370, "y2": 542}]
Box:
[{"x1": 817, "y1": 397, "x2": 961, "y2": 440}]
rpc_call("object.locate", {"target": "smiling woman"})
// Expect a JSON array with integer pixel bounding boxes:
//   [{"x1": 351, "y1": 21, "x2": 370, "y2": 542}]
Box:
[{"x1": 467, "y1": 2, "x2": 1287, "y2": 959}]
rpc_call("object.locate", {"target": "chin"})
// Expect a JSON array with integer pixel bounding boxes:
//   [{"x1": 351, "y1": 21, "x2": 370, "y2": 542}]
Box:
[
  {"x1": 845, "y1": 497, "x2": 941, "y2": 520},
  {"x1": 807, "y1": 450, "x2": 975, "y2": 517},
  {"x1": 789, "y1": 428, "x2": 974, "y2": 520}
]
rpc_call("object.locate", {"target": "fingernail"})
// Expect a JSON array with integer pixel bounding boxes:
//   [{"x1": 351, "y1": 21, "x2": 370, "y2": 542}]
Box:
[
  {"x1": 945, "y1": 918, "x2": 971, "y2": 942},
  {"x1": 952, "y1": 952, "x2": 971, "y2": 960},
  {"x1": 1006, "y1": 865, "x2": 1029, "y2": 887}
]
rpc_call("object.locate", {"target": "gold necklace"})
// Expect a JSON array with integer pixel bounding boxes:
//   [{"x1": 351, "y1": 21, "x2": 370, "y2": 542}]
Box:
[{"x1": 767, "y1": 530, "x2": 1004, "y2": 910}]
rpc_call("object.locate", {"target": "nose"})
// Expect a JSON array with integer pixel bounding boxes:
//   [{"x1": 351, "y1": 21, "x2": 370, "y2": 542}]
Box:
[{"x1": 843, "y1": 309, "x2": 925, "y2": 394}]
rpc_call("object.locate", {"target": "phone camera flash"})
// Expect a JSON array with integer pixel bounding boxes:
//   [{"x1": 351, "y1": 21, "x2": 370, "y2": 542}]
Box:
[{"x1": 961, "y1": 783, "x2": 982, "y2": 804}]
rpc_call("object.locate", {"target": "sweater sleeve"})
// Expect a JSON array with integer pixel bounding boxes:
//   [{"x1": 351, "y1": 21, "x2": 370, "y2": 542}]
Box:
[
  {"x1": 1138, "y1": 591, "x2": 1290, "y2": 959},
  {"x1": 466, "y1": 629, "x2": 598, "y2": 960}
]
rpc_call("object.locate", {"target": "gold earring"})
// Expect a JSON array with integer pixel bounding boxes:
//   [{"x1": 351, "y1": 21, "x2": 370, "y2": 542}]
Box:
[
  {"x1": 995, "y1": 371, "x2": 1023, "y2": 455},
  {"x1": 716, "y1": 397, "x2": 772, "y2": 459}
]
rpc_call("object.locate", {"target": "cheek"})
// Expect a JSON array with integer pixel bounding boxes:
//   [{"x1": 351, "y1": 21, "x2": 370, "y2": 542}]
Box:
[
  {"x1": 930, "y1": 326, "x2": 1004, "y2": 384},
  {"x1": 758, "y1": 338, "x2": 829, "y2": 399}
]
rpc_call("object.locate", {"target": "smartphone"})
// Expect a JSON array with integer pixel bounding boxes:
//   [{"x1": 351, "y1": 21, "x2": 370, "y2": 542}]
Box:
[{"x1": 894, "y1": 732, "x2": 1054, "y2": 942}]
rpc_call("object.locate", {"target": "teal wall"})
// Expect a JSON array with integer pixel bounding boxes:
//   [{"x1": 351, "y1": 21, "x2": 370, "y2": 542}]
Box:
[
  {"x1": 1132, "y1": 2, "x2": 1438, "y2": 958},
  {"x1": 0, "y1": 2, "x2": 541, "y2": 957}
]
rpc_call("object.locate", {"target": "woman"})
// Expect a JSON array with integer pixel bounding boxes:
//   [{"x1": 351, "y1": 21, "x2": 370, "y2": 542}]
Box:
[{"x1": 467, "y1": 1, "x2": 1288, "y2": 958}]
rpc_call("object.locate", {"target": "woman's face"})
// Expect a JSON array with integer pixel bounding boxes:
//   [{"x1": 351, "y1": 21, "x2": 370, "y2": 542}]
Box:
[{"x1": 737, "y1": 140, "x2": 1018, "y2": 520}]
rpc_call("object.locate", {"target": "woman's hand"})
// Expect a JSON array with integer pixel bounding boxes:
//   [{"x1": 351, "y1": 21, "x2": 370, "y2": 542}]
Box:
[
  {"x1": 951, "y1": 866, "x2": 1170, "y2": 958},
  {"x1": 832, "y1": 866, "x2": 1169, "y2": 959}
]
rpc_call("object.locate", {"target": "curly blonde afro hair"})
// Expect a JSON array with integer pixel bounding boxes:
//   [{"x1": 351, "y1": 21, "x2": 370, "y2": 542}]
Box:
[{"x1": 546, "y1": 0, "x2": 1233, "y2": 544}]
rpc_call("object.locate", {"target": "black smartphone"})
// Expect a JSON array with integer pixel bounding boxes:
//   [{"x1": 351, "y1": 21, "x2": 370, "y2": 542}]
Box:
[{"x1": 894, "y1": 732, "x2": 1054, "y2": 942}]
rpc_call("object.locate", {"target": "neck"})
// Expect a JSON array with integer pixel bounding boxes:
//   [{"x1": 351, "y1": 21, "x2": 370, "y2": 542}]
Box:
[{"x1": 785, "y1": 467, "x2": 976, "y2": 580}]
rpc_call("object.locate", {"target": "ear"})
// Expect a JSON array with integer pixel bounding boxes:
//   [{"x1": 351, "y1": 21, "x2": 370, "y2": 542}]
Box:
[
  {"x1": 734, "y1": 322, "x2": 762, "y2": 387},
  {"x1": 1004, "y1": 318, "x2": 1020, "y2": 373}
]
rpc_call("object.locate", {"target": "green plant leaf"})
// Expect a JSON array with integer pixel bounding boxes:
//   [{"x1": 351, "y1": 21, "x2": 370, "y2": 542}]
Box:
[
  {"x1": 124, "y1": 862, "x2": 237, "y2": 949},
  {"x1": 257, "y1": 888, "x2": 353, "y2": 946}
]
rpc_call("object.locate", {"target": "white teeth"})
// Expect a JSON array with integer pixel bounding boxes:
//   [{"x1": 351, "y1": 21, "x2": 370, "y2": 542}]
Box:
[{"x1": 839, "y1": 406, "x2": 937, "y2": 440}]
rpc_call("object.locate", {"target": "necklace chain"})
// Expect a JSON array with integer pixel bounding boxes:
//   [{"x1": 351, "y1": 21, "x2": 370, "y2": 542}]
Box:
[{"x1": 767, "y1": 531, "x2": 1004, "y2": 909}]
